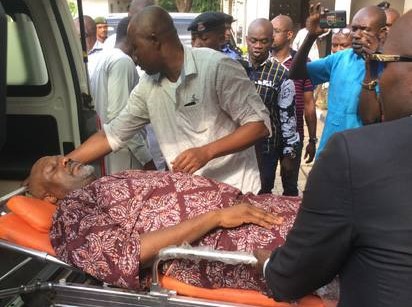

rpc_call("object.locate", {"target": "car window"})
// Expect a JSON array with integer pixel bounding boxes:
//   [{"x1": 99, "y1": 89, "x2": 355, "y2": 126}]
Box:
[
  {"x1": 6, "y1": 13, "x2": 49, "y2": 93},
  {"x1": 106, "y1": 13, "x2": 198, "y2": 46}
]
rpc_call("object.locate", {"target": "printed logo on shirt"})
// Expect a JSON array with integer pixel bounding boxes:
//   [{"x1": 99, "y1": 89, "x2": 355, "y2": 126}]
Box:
[
  {"x1": 254, "y1": 79, "x2": 274, "y2": 88},
  {"x1": 184, "y1": 94, "x2": 199, "y2": 106}
]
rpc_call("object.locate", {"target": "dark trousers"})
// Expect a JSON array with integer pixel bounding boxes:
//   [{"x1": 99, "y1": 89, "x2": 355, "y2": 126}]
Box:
[
  {"x1": 255, "y1": 140, "x2": 302, "y2": 196},
  {"x1": 280, "y1": 143, "x2": 303, "y2": 196},
  {"x1": 255, "y1": 140, "x2": 280, "y2": 194}
]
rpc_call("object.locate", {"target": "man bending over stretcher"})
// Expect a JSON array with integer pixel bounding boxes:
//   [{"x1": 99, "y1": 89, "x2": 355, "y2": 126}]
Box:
[{"x1": 26, "y1": 155, "x2": 300, "y2": 293}]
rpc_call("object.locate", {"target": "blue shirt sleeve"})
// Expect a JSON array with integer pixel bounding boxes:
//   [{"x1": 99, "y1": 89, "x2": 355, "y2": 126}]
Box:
[{"x1": 307, "y1": 53, "x2": 336, "y2": 86}]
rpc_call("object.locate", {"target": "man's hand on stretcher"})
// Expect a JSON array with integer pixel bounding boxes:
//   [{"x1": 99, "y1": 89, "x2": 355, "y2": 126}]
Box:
[{"x1": 140, "y1": 203, "x2": 283, "y2": 265}]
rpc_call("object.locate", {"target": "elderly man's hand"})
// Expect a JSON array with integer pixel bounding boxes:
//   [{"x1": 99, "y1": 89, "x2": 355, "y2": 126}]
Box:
[
  {"x1": 217, "y1": 203, "x2": 284, "y2": 230},
  {"x1": 171, "y1": 147, "x2": 211, "y2": 174}
]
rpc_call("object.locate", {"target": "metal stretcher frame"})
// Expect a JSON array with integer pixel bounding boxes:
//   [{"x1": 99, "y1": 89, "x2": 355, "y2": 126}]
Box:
[{"x1": 0, "y1": 239, "x2": 263, "y2": 307}]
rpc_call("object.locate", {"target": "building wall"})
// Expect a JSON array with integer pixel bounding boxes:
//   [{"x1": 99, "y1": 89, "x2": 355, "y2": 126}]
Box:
[
  {"x1": 403, "y1": 0, "x2": 412, "y2": 11},
  {"x1": 82, "y1": 0, "x2": 109, "y2": 18}
]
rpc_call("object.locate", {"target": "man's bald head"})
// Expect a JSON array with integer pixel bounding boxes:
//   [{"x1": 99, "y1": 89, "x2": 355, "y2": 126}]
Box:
[
  {"x1": 127, "y1": 6, "x2": 181, "y2": 76},
  {"x1": 384, "y1": 7, "x2": 401, "y2": 28},
  {"x1": 129, "y1": 5, "x2": 176, "y2": 39},
  {"x1": 271, "y1": 14, "x2": 294, "y2": 32},
  {"x1": 378, "y1": 10, "x2": 412, "y2": 121},
  {"x1": 128, "y1": 0, "x2": 155, "y2": 17},
  {"x1": 248, "y1": 18, "x2": 273, "y2": 37},
  {"x1": 352, "y1": 6, "x2": 387, "y2": 30}
]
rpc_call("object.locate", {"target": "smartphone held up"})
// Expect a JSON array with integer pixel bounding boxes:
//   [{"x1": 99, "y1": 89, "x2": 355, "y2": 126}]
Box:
[{"x1": 320, "y1": 10, "x2": 347, "y2": 28}]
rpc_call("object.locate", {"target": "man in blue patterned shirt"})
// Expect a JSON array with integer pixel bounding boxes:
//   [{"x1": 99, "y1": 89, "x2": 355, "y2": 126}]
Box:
[{"x1": 246, "y1": 18, "x2": 300, "y2": 194}]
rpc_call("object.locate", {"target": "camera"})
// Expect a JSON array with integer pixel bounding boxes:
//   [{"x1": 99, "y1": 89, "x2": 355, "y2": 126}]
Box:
[{"x1": 319, "y1": 10, "x2": 347, "y2": 28}]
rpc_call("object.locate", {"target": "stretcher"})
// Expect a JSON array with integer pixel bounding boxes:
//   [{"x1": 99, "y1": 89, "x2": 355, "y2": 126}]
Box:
[{"x1": 0, "y1": 190, "x2": 329, "y2": 307}]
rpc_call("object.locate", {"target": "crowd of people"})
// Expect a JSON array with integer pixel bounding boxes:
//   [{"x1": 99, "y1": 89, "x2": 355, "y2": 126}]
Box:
[{"x1": 22, "y1": 0, "x2": 412, "y2": 306}]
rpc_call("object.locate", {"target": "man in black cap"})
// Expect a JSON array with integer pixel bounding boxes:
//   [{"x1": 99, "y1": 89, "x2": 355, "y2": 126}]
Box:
[
  {"x1": 188, "y1": 12, "x2": 227, "y2": 51},
  {"x1": 188, "y1": 12, "x2": 243, "y2": 60}
]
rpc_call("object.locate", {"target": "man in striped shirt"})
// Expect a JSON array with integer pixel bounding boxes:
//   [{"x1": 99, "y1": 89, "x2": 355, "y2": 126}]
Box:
[
  {"x1": 271, "y1": 15, "x2": 317, "y2": 196},
  {"x1": 246, "y1": 18, "x2": 300, "y2": 195}
]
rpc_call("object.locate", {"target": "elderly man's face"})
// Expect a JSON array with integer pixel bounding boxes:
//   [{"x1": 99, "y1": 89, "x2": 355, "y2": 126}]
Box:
[{"x1": 28, "y1": 156, "x2": 95, "y2": 201}]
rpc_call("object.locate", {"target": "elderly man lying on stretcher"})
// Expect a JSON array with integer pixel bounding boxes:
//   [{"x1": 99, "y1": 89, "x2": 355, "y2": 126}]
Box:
[{"x1": 26, "y1": 155, "x2": 300, "y2": 294}]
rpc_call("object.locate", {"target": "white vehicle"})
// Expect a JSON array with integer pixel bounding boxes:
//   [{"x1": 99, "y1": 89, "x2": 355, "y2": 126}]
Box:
[{"x1": 106, "y1": 12, "x2": 199, "y2": 46}]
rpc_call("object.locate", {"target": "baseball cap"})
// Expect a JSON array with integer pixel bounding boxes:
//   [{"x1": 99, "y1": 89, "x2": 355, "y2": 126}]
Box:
[
  {"x1": 94, "y1": 16, "x2": 107, "y2": 25},
  {"x1": 188, "y1": 12, "x2": 234, "y2": 33}
]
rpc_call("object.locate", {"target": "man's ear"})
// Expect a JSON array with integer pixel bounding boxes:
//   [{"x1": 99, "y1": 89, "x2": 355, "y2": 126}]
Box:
[
  {"x1": 379, "y1": 26, "x2": 388, "y2": 42},
  {"x1": 43, "y1": 194, "x2": 58, "y2": 204},
  {"x1": 287, "y1": 30, "x2": 294, "y2": 42}
]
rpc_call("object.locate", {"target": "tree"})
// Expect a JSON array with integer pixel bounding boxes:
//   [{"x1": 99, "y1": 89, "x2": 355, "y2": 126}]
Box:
[
  {"x1": 175, "y1": 0, "x2": 192, "y2": 12},
  {"x1": 157, "y1": 0, "x2": 221, "y2": 12},
  {"x1": 66, "y1": 0, "x2": 78, "y2": 17}
]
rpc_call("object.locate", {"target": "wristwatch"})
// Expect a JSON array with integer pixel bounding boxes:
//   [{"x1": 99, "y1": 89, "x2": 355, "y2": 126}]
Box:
[
  {"x1": 362, "y1": 79, "x2": 378, "y2": 91},
  {"x1": 309, "y1": 137, "x2": 318, "y2": 144}
]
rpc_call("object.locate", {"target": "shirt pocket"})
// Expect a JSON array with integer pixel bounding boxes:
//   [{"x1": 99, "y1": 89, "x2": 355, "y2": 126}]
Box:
[{"x1": 176, "y1": 103, "x2": 208, "y2": 133}]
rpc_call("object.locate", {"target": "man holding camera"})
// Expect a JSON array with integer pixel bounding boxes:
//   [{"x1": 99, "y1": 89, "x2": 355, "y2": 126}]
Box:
[
  {"x1": 255, "y1": 8, "x2": 412, "y2": 306},
  {"x1": 289, "y1": 4, "x2": 387, "y2": 156}
]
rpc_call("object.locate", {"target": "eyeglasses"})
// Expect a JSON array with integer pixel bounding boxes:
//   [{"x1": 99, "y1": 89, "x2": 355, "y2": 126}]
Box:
[{"x1": 332, "y1": 28, "x2": 351, "y2": 35}]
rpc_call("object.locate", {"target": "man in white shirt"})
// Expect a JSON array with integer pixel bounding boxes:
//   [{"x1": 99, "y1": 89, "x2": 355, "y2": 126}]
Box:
[
  {"x1": 74, "y1": 15, "x2": 104, "y2": 77},
  {"x1": 90, "y1": 17, "x2": 154, "y2": 174},
  {"x1": 67, "y1": 6, "x2": 270, "y2": 194}
]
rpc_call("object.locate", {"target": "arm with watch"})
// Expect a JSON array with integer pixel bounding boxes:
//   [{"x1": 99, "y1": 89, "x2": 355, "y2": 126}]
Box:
[{"x1": 358, "y1": 32, "x2": 384, "y2": 124}]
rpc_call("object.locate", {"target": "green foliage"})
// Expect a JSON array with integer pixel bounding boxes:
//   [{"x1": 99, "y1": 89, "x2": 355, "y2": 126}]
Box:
[
  {"x1": 67, "y1": 0, "x2": 78, "y2": 17},
  {"x1": 157, "y1": 0, "x2": 220, "y2": 12},
  {"x1": 157, "y1": 0, "x2": 177, "y2": 11},
  {"x1": 192, "y1": 0, "x2": 220, "y2": 12}
]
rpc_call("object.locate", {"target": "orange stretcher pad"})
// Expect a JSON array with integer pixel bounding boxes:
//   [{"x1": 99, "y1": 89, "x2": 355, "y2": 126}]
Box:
[{"x1": 0, "y1": 195, "x2": 326, "y2": 307}]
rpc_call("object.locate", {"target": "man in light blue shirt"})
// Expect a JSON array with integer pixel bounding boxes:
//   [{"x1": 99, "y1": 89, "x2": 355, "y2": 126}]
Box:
[{"x1": 289, "y1": 4, "x2": 387, "y2": 155}]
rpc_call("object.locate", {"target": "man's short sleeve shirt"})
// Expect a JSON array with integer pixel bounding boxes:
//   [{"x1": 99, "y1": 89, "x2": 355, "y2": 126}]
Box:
[
  {"x1": 307, "y1": 49, "x2": 365, "y2": 155},
  {"x1": 105, "y1": 46, "x2": 271, "y2": 193}
]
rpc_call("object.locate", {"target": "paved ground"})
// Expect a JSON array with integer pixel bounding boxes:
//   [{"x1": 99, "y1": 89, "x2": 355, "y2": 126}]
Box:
[{"x1": 272, "y1": 109, "x2": 326, "y2": 196}]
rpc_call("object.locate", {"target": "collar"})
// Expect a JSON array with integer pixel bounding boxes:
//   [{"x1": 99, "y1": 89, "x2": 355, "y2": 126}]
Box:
[
  {"x1": 248, "y1": 55, "x2": 272, "y2": 69},
  {"x1": 88, "y1": 41, "x2": 103, "y2": 55},
  {"x1": 271, "y1": 48, "x2": 298, "y2": 64}
]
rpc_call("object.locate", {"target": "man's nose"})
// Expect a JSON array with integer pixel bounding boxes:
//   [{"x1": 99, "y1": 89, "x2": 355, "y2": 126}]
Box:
[{"x1": 60, "y1": 156, "x2": 71, "y2": 167}]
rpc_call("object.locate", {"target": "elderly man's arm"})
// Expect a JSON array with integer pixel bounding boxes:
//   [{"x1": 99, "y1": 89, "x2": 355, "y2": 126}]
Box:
[
  {"x1": 140, "y1": 202, "x2": 281, "y2": 265},
  {"x1": 171, "y1": 121, "x2": 268, "y2": 174},
  {"x1": 261, "y1": 133, "x2": 354, "y2": 301}
]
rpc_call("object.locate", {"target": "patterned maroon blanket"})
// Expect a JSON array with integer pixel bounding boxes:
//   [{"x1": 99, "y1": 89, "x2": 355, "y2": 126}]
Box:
[{"x1": 50, "y1": 170, "x2": 301, "y2": 291}]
